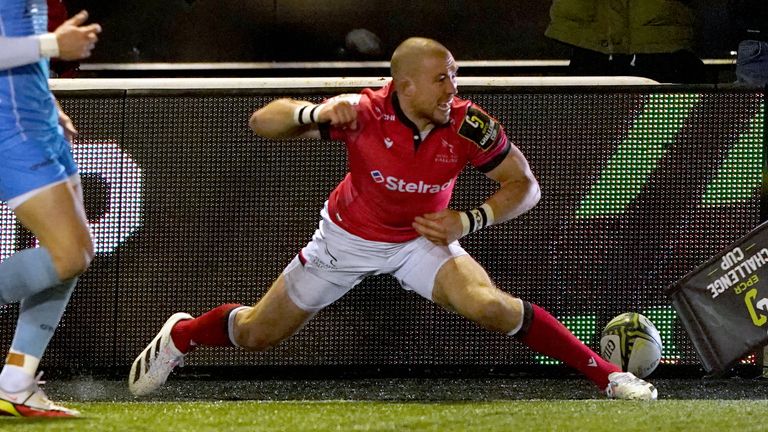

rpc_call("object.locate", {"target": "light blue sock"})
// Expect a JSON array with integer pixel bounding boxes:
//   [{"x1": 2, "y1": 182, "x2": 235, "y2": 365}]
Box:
[
  {"x1": 10, "y1": 278, "x2": 76, "y2": 359},
  {"x1": 0, "y1": 247, "x2": 61, "y2": 305}
]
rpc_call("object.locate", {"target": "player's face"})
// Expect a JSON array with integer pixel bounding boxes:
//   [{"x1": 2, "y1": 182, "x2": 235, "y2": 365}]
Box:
[{"x1": 410, "y1": 52, "x2": 458, "y2": 127}]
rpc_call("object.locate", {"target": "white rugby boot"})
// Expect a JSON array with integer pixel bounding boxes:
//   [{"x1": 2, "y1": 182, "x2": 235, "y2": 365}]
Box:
[
  {"x1": 0, "y1": 372, "x2": 80, "y2": 417},
  {"x1": 605, "y1": 371, "x2": 658, "y2": 400},
  {"x1": 128, "y1": 312, "x2": 192, "y2": 396}
]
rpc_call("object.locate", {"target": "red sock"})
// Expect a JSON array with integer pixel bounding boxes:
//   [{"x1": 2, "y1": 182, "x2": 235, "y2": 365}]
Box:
[
  {"x1": 170, "y1": 304, "x2": 243, "y2": 353},
  {"x1": 519, "y1": 303, "x2": 620, "y2": 389}
]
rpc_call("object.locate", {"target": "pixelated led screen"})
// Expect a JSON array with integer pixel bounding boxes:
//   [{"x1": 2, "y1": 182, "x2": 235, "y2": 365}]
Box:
[{"x1": 0, "y1": 88, "x2": 763, "y2": 372}]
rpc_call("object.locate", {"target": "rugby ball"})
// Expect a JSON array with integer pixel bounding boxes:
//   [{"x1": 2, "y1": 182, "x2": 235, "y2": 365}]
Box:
[{"x1": 600, "y1": 312, "x2": 662, "y2": 378}]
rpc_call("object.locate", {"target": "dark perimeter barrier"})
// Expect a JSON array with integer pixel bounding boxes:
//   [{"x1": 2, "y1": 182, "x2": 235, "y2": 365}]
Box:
[{"x1": 0, "y1": 77, "x2": 764, "y2": 377}]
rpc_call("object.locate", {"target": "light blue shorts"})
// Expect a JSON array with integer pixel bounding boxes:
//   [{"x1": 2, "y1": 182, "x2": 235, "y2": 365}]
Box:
[{"x1": 0, "y1": 134, "x2": 78, "y2": 204}]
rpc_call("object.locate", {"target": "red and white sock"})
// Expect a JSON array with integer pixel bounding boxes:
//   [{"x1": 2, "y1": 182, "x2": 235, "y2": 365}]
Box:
[{"x1": 170, "y1": 303, "x2": 243, "y2": 353}]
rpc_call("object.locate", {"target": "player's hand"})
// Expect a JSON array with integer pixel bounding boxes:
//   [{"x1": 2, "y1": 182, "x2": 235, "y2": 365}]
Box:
[
  {"x1": 54, "y1": 10, "x2": 101, "y2": 61},
  {"x1": 317, "y1": 100, "x2": 358, "y2": 130},
  {"x1": 413, "y1": 209, "x2": 464, "y2": 245},
  {"x1": 57, "y1": 107, "x2": 78, "y2": 142}
]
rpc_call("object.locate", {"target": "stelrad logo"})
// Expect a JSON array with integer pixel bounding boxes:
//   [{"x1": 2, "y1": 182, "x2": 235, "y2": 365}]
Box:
[{"x1": 370, "y1": 170, "x2": 452, "y2": 193}]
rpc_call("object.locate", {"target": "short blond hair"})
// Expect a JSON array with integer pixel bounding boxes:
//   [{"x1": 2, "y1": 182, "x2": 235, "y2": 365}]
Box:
[{"x1": 390, "y1": 37, "x2": 451, "y2": 82}]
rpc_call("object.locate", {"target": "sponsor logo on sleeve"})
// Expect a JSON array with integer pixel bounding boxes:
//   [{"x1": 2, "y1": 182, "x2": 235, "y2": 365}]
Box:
[{"x1": 458, "y1": 106, "x2": 501, "y2": 151}]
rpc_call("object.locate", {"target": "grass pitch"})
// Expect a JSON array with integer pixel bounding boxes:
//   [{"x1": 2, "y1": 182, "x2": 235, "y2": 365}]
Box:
[{"x1": 2, "y1": 400, "x2": 767, "y2": 432}]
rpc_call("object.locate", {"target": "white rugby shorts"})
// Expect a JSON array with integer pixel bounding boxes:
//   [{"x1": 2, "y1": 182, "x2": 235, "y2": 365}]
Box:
[{"x1": 283, "y1": 203, "x2": 468, "y2": 312}]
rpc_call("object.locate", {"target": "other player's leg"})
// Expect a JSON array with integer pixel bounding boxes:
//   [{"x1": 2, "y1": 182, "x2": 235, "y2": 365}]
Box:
[{"x1": 0, "y1": 178, "x2": 92, "y2": 417}]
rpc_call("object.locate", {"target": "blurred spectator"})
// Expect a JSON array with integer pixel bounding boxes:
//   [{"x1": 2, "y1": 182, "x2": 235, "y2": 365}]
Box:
[
  {"x1": 730, "y1": 0, "x2": 768, "y2": 87},
  {"x1": 47, "y1": 0, "x2": 80, "y2": 77},
  {"x1": 546, "y1": 0, "x2": 705, "y2": 83},
  {"x1": 344, "y1": 28, "x2": 383, "y2": 59}
]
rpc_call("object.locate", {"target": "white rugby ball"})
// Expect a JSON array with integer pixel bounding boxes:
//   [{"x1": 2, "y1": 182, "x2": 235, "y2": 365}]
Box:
[{"x1": 600, "y1": 312, "x2": 663, "y2": 378}]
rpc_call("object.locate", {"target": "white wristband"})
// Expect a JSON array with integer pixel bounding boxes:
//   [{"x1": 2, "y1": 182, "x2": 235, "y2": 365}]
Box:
[
  {"x1": 460, "y1": 203, "x2": 495, "y2": 237},
  {"x1": 459, "y1": 212, "x2": 471, "y2": 237},
  {"x1": 480, "y1": 203, "x2": 495, "y2": 226},
  {"x1": 38, "y1": 33, "x2": 59, "y2": 58},
  {"x1": 293, "y1": 104, "x2": 324, "y2": 125}
]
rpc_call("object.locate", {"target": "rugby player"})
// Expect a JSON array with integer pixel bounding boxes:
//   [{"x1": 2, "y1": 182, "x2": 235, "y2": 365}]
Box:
[
  {"x1": 0, "y1": 2, "x2": 100, "y2": 417},
  {"x1": 130, "y1": 37, "x2": 657, "y2": 401}
]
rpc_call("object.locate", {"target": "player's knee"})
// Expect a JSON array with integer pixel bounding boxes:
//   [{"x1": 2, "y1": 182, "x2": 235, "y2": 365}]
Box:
[
  {"x1": 52, "y1": 253, "x2": 91, "y2": 280},
  {"x1": 50, "y1": 241, "x2": 94, "y2": 280}
]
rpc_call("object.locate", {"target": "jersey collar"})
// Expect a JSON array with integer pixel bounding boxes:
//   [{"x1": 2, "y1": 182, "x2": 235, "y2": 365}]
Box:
[
  {"x1": 391, "y1": 91, "x2": 424, "y2": 150},
  {"x1": 391, "y1": 91, "x2": 451, "y2": 151}
]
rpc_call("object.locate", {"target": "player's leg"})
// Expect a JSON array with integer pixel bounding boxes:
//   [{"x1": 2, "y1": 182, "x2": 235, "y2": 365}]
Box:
[
  {"x1": 230, "y1": 274, "x2": 315, "y2": 351},
  {"x1": 128, "y1": 258, "x2": 352, "y2": 396},
  {"x1": 171, "y1": 270, "x2": 319, "y2": 355},
  {"x1": 431, "y1": 255, "x2": 619, "y2": 382},
  {"x1": 129, "y1": 202, "x2": 397, "y2": 395},
  {"x1": 397, "y1": 241, "x2": 656, "y2": 400},
  {"x1": 128, "y1": 209, "x2": 362, "y2": 396},
  {"x1": 0, "y1": 179, "x2": 91, "y2": 304},
  {"x1": 0, "y1": 135, "x2": 91, "y2": 303},
  {"x1": 0, "y1": 176, "x2": 92, "y2": 417}
]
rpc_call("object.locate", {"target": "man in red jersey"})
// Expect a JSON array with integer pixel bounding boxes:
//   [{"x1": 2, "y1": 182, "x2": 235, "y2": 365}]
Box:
[{"x1": 129, "y1": 37, "x2": 657, "y2": 400}]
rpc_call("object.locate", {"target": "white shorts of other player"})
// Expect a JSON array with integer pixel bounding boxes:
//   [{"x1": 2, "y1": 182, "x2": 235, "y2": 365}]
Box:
[{"x1": 284, "y1": 202, "x2": 468, "y2": 312}]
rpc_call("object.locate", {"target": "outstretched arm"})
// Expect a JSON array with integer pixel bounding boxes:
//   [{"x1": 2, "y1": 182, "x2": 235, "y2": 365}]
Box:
[
  {"x1": 413, "y1": 143, "x2": 540, "y2": 245},
  {"x1": 248, "y1": 97, "x2": 358, "y2": 140}
]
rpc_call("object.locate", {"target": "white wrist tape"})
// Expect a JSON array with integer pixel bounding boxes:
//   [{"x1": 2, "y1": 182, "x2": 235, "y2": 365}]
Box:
[
  {"x1": 460, "y1": 203, "x2": 495, "y2": 237},
  {"x1": 38, "y1": 33, "x2": 59, "y2": 58},
  {"x1": 293, "y1": 104, "x2": 324, "y2": 125}
]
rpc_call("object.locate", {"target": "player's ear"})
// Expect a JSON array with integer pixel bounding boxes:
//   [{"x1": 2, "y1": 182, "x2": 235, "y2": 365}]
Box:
[{"x1": 400, "y1": 77, "x2": 416, "y2": 97}]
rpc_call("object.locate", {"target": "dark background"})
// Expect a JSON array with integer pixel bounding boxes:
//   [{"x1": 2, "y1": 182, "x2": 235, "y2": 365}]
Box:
[{"x1": 63, "y1": 0, "x2": 738, "y2": 63}]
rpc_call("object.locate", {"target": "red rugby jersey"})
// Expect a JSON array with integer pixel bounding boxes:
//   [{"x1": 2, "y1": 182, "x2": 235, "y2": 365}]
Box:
[{"x1": 321, "y1": 82, "x2": 510, "y2": 242}]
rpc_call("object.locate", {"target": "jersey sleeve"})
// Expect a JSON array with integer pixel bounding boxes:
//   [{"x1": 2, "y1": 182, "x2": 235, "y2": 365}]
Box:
[
  {"x1": 0, "y1": 36, "x2": 41, "y2": 70},
  {"x1": 458, "y1": 104, "x2": 511, "y2": 173}
]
